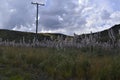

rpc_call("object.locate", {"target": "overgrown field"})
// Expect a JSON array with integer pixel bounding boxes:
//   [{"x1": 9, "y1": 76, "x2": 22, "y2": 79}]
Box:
[{"x1": 0, "y1": 46, "x2": 120, "y2": 80}]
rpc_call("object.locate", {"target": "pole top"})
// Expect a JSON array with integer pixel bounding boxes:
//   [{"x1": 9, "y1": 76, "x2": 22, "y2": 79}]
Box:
[{"x1": 31, "y1": 2, "x2": 45, "y2": 6}]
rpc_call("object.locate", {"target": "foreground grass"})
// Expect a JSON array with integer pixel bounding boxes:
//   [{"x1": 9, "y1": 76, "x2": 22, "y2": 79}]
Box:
[{"x1": 0, "y1": 46, "x2": 120, "y2": 80}]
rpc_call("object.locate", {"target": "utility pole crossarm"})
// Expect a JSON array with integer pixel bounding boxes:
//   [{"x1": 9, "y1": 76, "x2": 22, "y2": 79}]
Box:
[{"x1": 31, "y1": 2, "x2": 45, "y2": 6}]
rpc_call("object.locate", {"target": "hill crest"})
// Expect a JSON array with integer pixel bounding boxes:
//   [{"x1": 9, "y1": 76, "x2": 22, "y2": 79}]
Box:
[{"x1": 0, "y1": 24, "x2": 120, "y2": 42}]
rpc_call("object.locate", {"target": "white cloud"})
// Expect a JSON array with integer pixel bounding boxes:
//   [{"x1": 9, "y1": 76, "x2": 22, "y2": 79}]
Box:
[{"x1": 110, "y1": 11, "x2": 120, "y2": 22}]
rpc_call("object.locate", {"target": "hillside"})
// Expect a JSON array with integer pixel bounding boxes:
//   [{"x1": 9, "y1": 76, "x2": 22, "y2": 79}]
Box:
[
  {"x1": 0, "y1": 24, "x2": 120, "y2": 43},
  {"x1": 0, "y1": 29, "x2": 68, "y2": 42},
  {"x1": 77, "y1": 24, "x2": 120, "y2": 42},
  {"x1": 96, "y1": 24, "x2": 120, "y2": 42}
]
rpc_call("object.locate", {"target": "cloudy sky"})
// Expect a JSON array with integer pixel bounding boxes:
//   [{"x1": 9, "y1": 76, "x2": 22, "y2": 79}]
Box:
[{"x1": 0, "y1": 0, "x2": 120, "y2": 35}]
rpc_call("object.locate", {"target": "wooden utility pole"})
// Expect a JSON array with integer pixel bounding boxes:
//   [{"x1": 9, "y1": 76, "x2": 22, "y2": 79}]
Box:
[{"x1": 31, "y1": 2, "x2": 44, "y2": 41}]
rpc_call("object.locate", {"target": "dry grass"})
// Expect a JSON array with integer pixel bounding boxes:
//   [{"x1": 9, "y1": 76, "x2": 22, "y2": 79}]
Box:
[{"x1": 0, "y1": 46, "x2": 120, "y2": 80}]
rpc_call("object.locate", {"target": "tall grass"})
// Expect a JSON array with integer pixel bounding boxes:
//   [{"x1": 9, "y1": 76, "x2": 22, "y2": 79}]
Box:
[{"x1": 0, "y1": 46, "x2": 120, "y2": 80}]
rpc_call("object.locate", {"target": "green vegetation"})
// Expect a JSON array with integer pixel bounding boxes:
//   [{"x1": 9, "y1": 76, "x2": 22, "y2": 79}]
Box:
[
  {"x1": 0, "y1": 46, "x2": 120, "y2": 80},
  {"x1": 0, "y1": 29, "x2": 69, "y2": 42}
]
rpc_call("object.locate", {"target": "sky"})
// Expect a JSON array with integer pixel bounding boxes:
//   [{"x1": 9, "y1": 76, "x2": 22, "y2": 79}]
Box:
[{"x1": 0, "y1": 0, "x2": 120, "y2": 35}]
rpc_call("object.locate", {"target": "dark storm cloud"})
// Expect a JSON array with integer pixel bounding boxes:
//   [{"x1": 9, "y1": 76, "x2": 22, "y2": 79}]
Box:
[
  {"x1": 40, "y1": 15, "x2": 62, "y2": 30},
  {"x1": 39, "y1": 0, "x2": 79, "y2": 30}
]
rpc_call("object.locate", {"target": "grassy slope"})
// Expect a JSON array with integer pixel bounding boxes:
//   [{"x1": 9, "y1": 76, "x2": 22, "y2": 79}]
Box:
[
  {"x1": 97, "y1": 24, "x2": 120, "y2": 42},
  {"x1": 0, "y1": 29, "x2": 69, "y2": 42},
  {"x1": 0, "y1": 46, "x2": 120, "y2": 80},
  {"x1": 79, "y1": 24, "x2": 120, "y2": 42},
  {"x1": 0, "y1": 24, "x2": 119, "y2": 43}
]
